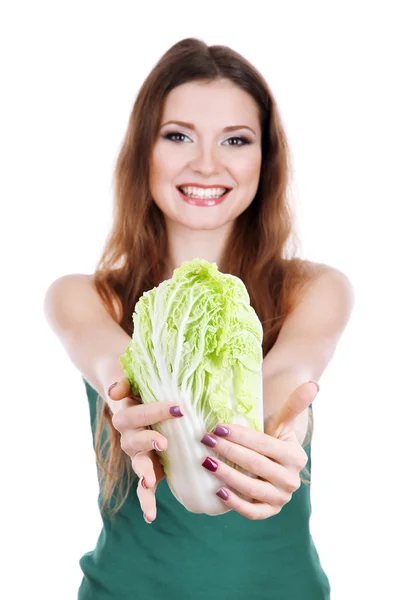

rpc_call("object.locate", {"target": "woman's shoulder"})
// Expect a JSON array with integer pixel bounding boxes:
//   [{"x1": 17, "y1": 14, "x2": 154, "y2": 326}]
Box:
[
  {"x1": 44, "y1": 273, "x2": 112, "y2": 339},
  {"x1": 284, "y1": 257, "x2": 329, "y2": 274},
  {"x1": 284, "y1": 258, "x2": 341, "y2": 307},
  {"x1": 285, "y1": 257, "x2": 341, "y2": 281},
  {"x1": 46, "y1": 273, "x2": 124, "y2": 324}
]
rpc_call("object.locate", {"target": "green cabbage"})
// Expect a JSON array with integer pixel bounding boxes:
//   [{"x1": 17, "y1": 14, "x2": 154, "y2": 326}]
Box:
[{"x1": 120, "y1": 258, "x2": 264, "y2": 515}]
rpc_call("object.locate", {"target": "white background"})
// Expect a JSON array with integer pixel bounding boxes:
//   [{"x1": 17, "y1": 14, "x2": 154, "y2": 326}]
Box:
[{"x1": 2, "y1": 1, "x2": 399, "y2": 598}]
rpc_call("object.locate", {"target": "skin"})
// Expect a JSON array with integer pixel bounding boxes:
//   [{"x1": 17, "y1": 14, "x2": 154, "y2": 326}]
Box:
[
  {"x1": 149, "y1": 78, "x2": 262, "y2": 277},
  {"x1": 111, "y1": 380, "x2": 317, "y2": 521},
  {"x1": 110, "y1": 79, "x2": 317, "y2": 522}
]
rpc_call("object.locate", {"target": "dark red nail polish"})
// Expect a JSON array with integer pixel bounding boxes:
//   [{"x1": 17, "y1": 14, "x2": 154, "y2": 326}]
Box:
[
  {"x1": 213, "y1": 425, "x2": 230, "y2": 437},
  {"x1": 201, "y1": 434, "x2": 217, "y2": 448},
  {"x1": 139, "y1": 476, "x2": 148, "y2": 489},
  {"x1": 169, "y1": 406, "x2": 184, "y2": 417},
  {"x1": 202, "y1": 456, "x2": 218, "y2": 472},
  {"x1": 216, "y1": 488, "x2": 229, "y2": 501},
  {"x1": 107, "y1": 382, "x2": 118, "y2": 396},
  {"x1": 308, "y1": 381, "x2": 320, "y2": 393}
]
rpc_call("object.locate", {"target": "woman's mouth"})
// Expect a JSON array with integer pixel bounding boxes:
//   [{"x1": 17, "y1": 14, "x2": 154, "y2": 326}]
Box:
[{"x1": 176, "y1": 185, "x2": 232, "y2": 207}]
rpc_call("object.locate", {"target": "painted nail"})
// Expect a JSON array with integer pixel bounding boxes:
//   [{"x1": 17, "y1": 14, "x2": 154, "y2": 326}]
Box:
[
  {"x1": 202, "y1": 456, "x2": 218, "y2": 472},
  {"x1": 169, "y1": 406, "x2": 184, "y2": 417},
  {"x1": 107, "y1": 382, "x2": 118, "y2": 396},
  {"x1": 143, "y1": 513, "x2": 153, "y2": 524},
  {"x1": 216, "y1": 488, "x2": 230, "y2": 501},
  {"x1": 213, "y1": 425, "x2": 230, "y2": 437},
  {"x1": 139, "y1": 475, "x2": 148, "y2": 489},
  {"x1": 308, "y1": 381, "x2": 320, "y2": 393},
  {"x1": 201, "y1": 434, "x2": 217, "y2": 448}
]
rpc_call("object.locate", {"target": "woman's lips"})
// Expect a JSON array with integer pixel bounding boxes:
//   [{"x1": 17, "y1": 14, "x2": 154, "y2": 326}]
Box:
[{"x1": 176, "y1": 187, "x2": 231, "y2": 207}]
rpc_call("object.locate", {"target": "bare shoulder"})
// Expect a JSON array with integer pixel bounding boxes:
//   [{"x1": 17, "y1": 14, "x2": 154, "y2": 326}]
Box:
[
  {"x1": 44, "y1": 273, "x2": 95, "y2": 302},
  {"x1": 284, "y1": 259, "x2": 355, "y2": 342},
  {"x1": 43, "y1": 273, "x2": 122, "y2": 336},
  {"x1": 43, "y1": 274, "x2": 98, "y2": 333},
  {"x1": 286, "y1": 258, "x2": 354, "y2": 306}
]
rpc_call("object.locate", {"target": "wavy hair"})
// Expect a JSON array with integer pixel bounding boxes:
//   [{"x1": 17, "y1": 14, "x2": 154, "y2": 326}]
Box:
[{"x1": 91, "y1": 37, "x2": 321, "y2": 519}]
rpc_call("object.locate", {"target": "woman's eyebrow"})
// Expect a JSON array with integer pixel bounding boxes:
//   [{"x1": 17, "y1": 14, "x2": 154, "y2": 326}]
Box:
[{"x1": 160, "y1": 120, "x2": 256, "y2": 135}]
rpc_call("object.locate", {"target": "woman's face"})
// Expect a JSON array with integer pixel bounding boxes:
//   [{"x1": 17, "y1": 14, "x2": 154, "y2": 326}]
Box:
[{"x1": 149, "y1": 79, "x2": 262, "y2": 231}]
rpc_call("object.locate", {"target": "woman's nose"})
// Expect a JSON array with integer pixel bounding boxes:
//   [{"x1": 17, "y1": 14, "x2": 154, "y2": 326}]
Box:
[{"x1": 189, "y1": 145, "x2": 222, "y2": 175}]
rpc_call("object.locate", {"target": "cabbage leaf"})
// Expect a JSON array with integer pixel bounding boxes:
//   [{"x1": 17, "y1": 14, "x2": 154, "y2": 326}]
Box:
[{"x1": 120, "y1": 258, "x2": 264, "y2": 515}]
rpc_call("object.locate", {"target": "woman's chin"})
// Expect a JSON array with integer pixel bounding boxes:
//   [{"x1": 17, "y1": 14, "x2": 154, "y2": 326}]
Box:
[
  {"x1": 177, "y1": 216, "x2": 229, "y2": 231},
  {"x1": 164, "y1": 205, "x2": 236, "y2": 232}
]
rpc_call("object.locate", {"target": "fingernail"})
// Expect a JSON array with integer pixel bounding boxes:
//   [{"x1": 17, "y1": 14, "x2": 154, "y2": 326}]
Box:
[
  {"x1": 169, "y1": 406, "x2": 184, "y2": 417},
  {"x1": 308, "y1": 381, "x2": 320, "y2": 393},
  {"x1": 201, "y1": 434, "x2": 217, "y2": 448},
  {"x1": 107, "y1": 382, "x2": 118, "y2": 396},
  {"x1": 139, "y1": 475, "x2": 148, "y2": 489},
  {"x1": 143, "y1": 513, "x2": 153, "y2": 524},
  {"x1": 152, "y1": 440, "x2": 163, "y2": 451},
  {"x1": 213, "y1": 425, "x2": 230, "y2": 437},
  {"x1": 202, "y1": 456, "x2": 218, "y2": 472},
  {"x1": 216, "y1": 488, "x2": 230, "y2": 501}
]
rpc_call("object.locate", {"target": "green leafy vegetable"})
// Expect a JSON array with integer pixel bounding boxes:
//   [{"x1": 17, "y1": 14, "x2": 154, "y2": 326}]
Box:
[{"x1": 120, "y1": 258, "x2": 264, "y2": 515}]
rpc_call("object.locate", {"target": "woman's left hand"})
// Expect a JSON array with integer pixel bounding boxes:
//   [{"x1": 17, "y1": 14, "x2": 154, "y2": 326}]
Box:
[{"x1": 200, "y1": 380, "x2": 319, "y2": 520}]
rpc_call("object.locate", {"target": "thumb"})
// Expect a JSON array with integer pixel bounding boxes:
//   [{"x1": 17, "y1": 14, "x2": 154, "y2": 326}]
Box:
[
  {"x1": 266, "y1": 380, "x2": 320, "y2": 438},
  {"x1": 107, "y1": 377, "x2": 133, "y2": 400},
  {"x1": 277, "y1": 426, "x2": 298, "y2": 442}
]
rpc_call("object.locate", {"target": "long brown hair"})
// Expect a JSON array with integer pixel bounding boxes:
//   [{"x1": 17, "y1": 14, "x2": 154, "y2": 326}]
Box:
[{"x1": 91, "y1": 37, "x2": 321, "y2": 519}]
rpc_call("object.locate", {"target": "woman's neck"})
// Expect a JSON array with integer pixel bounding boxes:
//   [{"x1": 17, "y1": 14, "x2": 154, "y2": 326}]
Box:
[{"x1": 163, "y1": 219, "x2": 233, "y2": 279}]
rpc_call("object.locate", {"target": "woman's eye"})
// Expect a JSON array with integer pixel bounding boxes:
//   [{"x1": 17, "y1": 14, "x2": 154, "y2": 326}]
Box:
[
  {"x1": 163, "y1": 133, "x2": 250, "y2": 146},
  {"x1": 224, "y1": 136, "x2": 250, "y2": 146},
  {"x1": 163, "y1": 132, "x2": 190, "y2": 143}
]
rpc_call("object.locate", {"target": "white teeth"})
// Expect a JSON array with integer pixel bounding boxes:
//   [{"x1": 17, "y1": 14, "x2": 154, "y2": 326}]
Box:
[{"x1": 179, "y1": 186, "x2": 228, "y2": 199}]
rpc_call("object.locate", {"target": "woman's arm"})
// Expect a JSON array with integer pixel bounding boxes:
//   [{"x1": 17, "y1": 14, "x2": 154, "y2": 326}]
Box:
[
  {"x1": 263, "y1": 266, "x2": 355, "y2": 443},
  {"x1": 43, "y1": 274, "x2": 133, "y2": 414}
]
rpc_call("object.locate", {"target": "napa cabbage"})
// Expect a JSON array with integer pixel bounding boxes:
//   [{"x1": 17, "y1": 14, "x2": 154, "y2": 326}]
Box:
[{"x1": 120, "y1": 258, "x2": 264, "y2": 515}]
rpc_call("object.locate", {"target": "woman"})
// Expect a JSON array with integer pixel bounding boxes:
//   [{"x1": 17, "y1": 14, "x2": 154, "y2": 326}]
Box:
[{"x1": 44, "y1": 37, "x2": 354, "y2": 599}]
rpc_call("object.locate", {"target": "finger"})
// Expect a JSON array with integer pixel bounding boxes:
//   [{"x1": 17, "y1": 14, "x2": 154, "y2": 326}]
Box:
[
  {"x1": 107, "y1": 377, "x2": 133, "y2": 400},
  {"x1": 207, "y1": 424, "x2": 296, "y2": 466},
  {"x1": 277, "y1": 427, "x2": 298, "y2": 443},
  {"x1": 122, "y1": 429, "x2": 168, "y2": 454},
  {"x1": 264, "y1": 381, "x2": 320, "y2": 437},
  {"x1": 214, "y1": 486, "x2": 279, "y2": 521},
  {"x1": 201, "y1": 455, "x2": 297, "y2": 501},
  {"x1": 131, "y1": 450, "x2": 164, "y2": 489},
  {"x1": 201, "y1": 435, "x2": 292, "y2": 486},
  {"x1": 131, "y1": 451, "x2": 157, "y2": 489},
  {"x1": 136, "y1": 478, "x2": 158, "y2": 523},
  {"x1": 112, "y1": 402, "x2": 184, "y2": 433},
  {"x1": 275, "y1": 380, "x2": 319, "y2": 430}
]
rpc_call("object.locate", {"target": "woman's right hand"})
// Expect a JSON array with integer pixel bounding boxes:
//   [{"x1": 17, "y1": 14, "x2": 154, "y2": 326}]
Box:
[{"x1": 107, "y1": 378, "x2": 184, "y2": 524}]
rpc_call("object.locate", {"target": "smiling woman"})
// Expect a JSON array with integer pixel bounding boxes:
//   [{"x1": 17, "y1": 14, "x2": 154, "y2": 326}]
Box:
[
  {"x1": 150, "y1": 79, "x2": 262, "y2": 233},
  {"x1": 43, "y1": 36, "x2": 347, "y2": 599}
]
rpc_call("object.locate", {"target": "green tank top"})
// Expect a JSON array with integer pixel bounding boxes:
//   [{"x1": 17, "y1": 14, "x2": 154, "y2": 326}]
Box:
[{"x1": 78, "y1": 378, "x2": 331, "y2": 599}]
